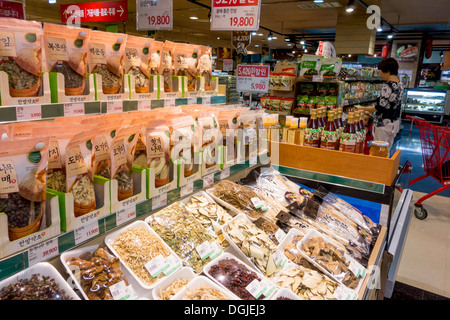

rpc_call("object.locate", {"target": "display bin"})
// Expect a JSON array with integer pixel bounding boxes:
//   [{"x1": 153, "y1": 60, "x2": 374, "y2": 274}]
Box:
[
  {"x1": 0, "y1": 191, "x2": 61, "y2": 259},
  {"x1": 177, "y1": 154, "x2": 202, "y2": 188},
  {"x1": 49, "y1": 72, "x2": 96, "y2": 104},
  {"x1": 47, "y1": 175, "x2": 111, "y2": 233},
  {"x1": 0, "y1": 71, "x2": 51, "y2": 106},
  {"x1": 127, "y1": 73, "x2": 159, "y2": 101},
  {"x1": 145, "y1": 163, "x2": 178, "y2": 199}
]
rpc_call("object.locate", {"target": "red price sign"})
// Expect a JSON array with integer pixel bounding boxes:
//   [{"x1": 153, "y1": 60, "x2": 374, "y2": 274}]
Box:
[
  {"x1": 136, "y1": 0, "x2": 173, "y2": 31},
  {"x1": 211, "y1": 0, "x2": 261, "y2": 31},
  {"x1": 60, "y1": 0, "x2": 128, "y2": 23},
  {"x1": 236, "y1": 64, "x2": 269, "y2": 93}
]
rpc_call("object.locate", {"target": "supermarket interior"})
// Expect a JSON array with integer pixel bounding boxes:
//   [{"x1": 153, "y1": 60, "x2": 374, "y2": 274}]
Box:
[{"x1": 0, "y1": 0, "x2": 449, "y2": 304}]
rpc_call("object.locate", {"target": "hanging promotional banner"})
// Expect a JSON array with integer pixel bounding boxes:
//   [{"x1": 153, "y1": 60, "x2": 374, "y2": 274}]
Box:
[
  {"x1": 136, "y1": 0, "x2": 173, "y2": 31},
  {"x1": 236, "y1": 64, "x2": 269, "y2": 93},
  {"x1": 60, "y1": 0, "x2": 127, "y2": 23},
  {"x1": 0, "y1": 0, "x2": 25, "y2": 19},
  {"x1": 211, "y1": 0, "x2": 261, "y2": 31},
  {"x1": 232, "y1": 31, "x2": 251, "y2": 55}
]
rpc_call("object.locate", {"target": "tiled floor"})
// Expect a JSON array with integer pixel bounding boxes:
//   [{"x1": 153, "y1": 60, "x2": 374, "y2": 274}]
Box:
[{"x1": 387, "y1": 121, "x2": 450, "y2": 300}]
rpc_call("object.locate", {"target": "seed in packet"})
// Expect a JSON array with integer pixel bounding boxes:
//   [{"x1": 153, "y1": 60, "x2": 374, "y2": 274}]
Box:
[
  {"x1": 65, "y1": 129, "x2": 97, "y2": 218},
  {"x1": 110, "y1": 125, "x2": 140, "y2": 201},
  {"x1": 159, "y1": 41, "x2": 175, "y2": 92},
  {"x1": 0, "y1": 18, "x2": 43, "y2": 97},
  {"x1": 87, "y1": 30, "x2": 127, "y2": 94},
  {"x1": 146, "y1": 119, "x2": 172, "y2": 188},
  {"x1": 198, "y1": 45, "x2": 213, "y2": 90},
  {"x1": 0, "y1": 137, "x2": 49, "y2": 241},
  {"x1": 125, "y1": 35, "x2": 152, "y2": 93},
  {"x1": 44, "y1": 23, "x2": 90, "y2": 96}
]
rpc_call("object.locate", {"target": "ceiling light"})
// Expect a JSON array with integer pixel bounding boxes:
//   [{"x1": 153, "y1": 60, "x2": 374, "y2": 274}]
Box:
[
  {"x1": 217, "y1": 37, "x2": 220, "y2": 40},
  {"x1": 257, "y1": 33, "x2": 263, "y2": 36},
  {"x1": 272, "y1": 36, "x2": 277, "y2": 40},
  {"x1": 388, "y1": 34, "x2": 394, "y2": 39},
  {"x1": 346, "y1": 0, "x2": 356, "y2": 12},
  {"x1": 314, "y1": 0, "x2": 324, "y2": 2},
  {"x1": 267, "y1": 32, "x2": 273, "y2": 41},
  {"x1": 49, "y1": 0, "x2": 56, "y2": 3},
  {"x1": 300, "y1": 39, "x2": 305, "y2": 45},
  {"x1": 190, "y1": 16, "x2": 198, "y2": 20},
  {"x1": 285, "y1": 36, "x2": 291, "y2": 42},
  {"x1": 304, "y1": 49, "x2": 308, "y2": 53},
  {"x1": 374, "y1": 54, "x2": 377, "y2": 57},
  {"x1": 251, "y1": 31, "x2": 257, "y2": 36},
  {"x1": 287, "y1": 43, "x2": 292, "y2": 46},
  {"x1": 255, "y1": 45, "x2": 260, "y2": 47}
]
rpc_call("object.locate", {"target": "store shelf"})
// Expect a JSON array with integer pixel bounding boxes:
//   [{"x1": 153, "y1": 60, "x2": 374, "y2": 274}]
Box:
[{"x1": 0, "y1": 153, "x2": 268, "y2": 282}]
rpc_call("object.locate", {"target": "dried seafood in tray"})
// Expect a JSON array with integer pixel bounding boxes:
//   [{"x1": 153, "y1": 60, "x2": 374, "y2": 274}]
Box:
[
  {"x1": 146, "y1": 202, "x2": 222, "y2": 274},
  {"x1": 172, "y1": 276, "x2": 234, "y2": 300}
]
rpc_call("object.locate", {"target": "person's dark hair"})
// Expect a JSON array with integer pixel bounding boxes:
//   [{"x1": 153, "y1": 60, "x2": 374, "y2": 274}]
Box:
[{"x1": 378, "y1": 58, "x2": 399, "y2": 76}]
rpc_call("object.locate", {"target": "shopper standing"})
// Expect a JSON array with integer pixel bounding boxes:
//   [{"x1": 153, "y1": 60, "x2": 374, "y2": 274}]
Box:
[{"x1": 358, "y1": 58, "x2": 405, "y2": 151}]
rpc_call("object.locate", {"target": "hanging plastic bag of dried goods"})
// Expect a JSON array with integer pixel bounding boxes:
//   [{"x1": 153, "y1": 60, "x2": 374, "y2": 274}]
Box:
[
  {"x1": 32, "y1": 124, "x2": 85, "y2": 193},
  {"x1": 65, "y1": 128, "x2": 97, "y2": 218},
  {"x1": 87, "y1": 30, "x2": 127, "y2": 95},
  {"x1": 124, "y1": 35, "x2": 152, "y2": 93},
  {"x1": 197, "y1": 111, "x2": 220, "y2": 169},
  {"x1": 0, "y1": 137, "x2": 49, "y2": 241},
  {"x1": 159, "y1": 41, "x2": 175, "y2": 93},
  {"x1": 198, "y1": 45, "x2": 213, "y2": 91},
  {"x1": 174, "y1": 43, "x2": 199, "y2": 92},
  {"x1": 110, "y1": 124, "x2": 140, "y2": 201},
  {"x1": 44, "y1": 23, "x2": 91, "y2": 96},
  {"x1": 218, "y1": 109, "x2": 240, "y2": 165},
  {"x1": 0, "y1": 18, "x2": 43, "y2": 98},
  {"x1": 149, "y1": 40, "x2": 163, "y2": 76},
  {"x1": 145, "y1": 119, "x2": 172, "y2": 188}
]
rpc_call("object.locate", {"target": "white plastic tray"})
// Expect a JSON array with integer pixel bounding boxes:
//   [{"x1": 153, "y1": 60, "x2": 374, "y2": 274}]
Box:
[
  {"x1": 60, "y1": 244, "x2": 152, "y2": 300},
  {"x1": 270, "y1": 288, "x2": 301, "y2": 300},
  {"x1": 171, "y1": 275, "x2": 239, "y2": 300},
  {"x1": 0, "y1": 262, "x2": 80, "y2": 300},
  {"x1": 151, "y1": 267, "x2": 195, "y2": 300},
  {"x1": 104, "y1": 220, "x2": 183, "y2": 291}
]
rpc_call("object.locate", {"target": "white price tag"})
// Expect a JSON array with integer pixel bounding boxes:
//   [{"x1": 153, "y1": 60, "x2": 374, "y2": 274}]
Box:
[
  {"x1": 180, "y1": 182, "x2": 194, "y2": 197},
  {"x1": 209, "y1": 241, "x2": 223, "y2": 260},
  {"x1": 236, "y1": 65, "x2": 269, "y2": 93},
  {"x1": 259, "y1": 278, "x2": 276, "y2": 297},
  {"x1": 138, "y1": 100, "x2": 151, "y2": 111},
  {"x1": 202, "y1": 96, "x2": 211, "y2": 105},
  {"x1": 164, "y1": 98, "x2": 175, "y2": 108},
  {"x1": 187, "y1": 97, "x2": 197, "y2": 105},
  {"x1": 272, "y1": 250, "x2": 287, "y2": 268},
  {"x1": 163, "y1": 255, "x2": 181, "y2": 276},
  {"x1": 349, "y1": 260, "x2": 366, "y2": 278},
  {"x1": 63, "y1": 103, "x2": 84, "y2": 117},
  {"x1": 196, "y1": 240, "x2": 213, "y2": 261},
  {"x1": 109, "y1": 280, "x2": 138, "y2": 300},
  {"x1": 152, "y1": 192, "x2": 167, "y2": 210},
  {"x1": 220, "y1": 167, "x2": 230, "y2": 180},
  {"x1": 74, "y1": 220, "x2": 100, "y2": 245},
  {"x1": 116, "y1": 203, "x2": 137, "y2": 226},
  {"x1": 16, "y1": 105, "x2": 42, "y2": 121},
  {"x1": 27, "y1": 238, "x2": 59, "y2": 266},
  {"x1": 136, "y1": 0, "x2": 173, "y2": 31},
  {"x1": 313, "y1": 74, "x2": 324, "y2": 82},
  {"x1": 211, "y1": 0, "x2": 261, "y2": 31},
  {"x1": 107, "y1": 101, "x2": 123, "y2": 113},
  {"x1": 203, "y1": 173, "x2": 215, "y2": 188},
  {"x1": 275, "y1": 228, "x2": 287, "y2": 243},
  {"x1": 245, "y1": 278, "x2": 265, "y2": 299},
  {"x1": 145, "y1": 254, "x2": 168, "y2": 277}
]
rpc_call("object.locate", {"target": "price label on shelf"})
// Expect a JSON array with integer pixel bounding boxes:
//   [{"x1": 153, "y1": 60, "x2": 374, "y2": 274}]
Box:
[
  {"x1": 64, "y1": 103, "x2": 84, "y2": 117},
  {"x1": 16, "y1": 105, "x2": 42, "y2": 121},
  {"x1": 203, "y1": 173, "x2": 215, "y2": 188},
  {"x1": 211, "y1": 0, "x2": 261, "y2": 31},
  {"x1": 164, "y1": 98, "x2": 175, "y2": 108},
  {"x1": 152, "y1": 192, "x2": 167, "y2": 210},
  {"x1": 180, "y1": 182, "x2": 194, "y2": 197},
  {"x1": 236, "y1": 65, "x2": 269, "y2": 93},
  {"x1": 312, "y1": 74, "x2": 324, "y2": 83},
  {"x1": 202, "y1": 96, "x2": 211, "y2": 105},
  {"x1": 138, "y1": 100, "x2": 151, "y2": 111},
  {"x1": 116, "y1": 202, "x2": 137, "y2": 226},
  {"x1": 107, "y1": 100, "x2": 123, "y2": 113},
  {"x1": 27, "y1": 238, "x2": 59, "y2": 266},
  {"x1": 220, "y1": 167, "x2": 230, "y2": 180},
  {"x1": 136, "y1": 0, "x2": 173, "y2": 31},
  {"x1": 74, "y1": 220, "x2": 100, "y2": 245}
]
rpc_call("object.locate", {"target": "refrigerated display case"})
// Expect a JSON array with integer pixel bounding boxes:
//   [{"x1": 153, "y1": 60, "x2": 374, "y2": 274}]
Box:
[{"x1": 402, "y1": 88, "x2": 447, "y2": 124}]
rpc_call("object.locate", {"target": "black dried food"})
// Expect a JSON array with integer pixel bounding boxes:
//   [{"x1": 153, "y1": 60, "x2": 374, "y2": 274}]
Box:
[
  {"x1": 0, "y1": 192, "x2": 41, "y2": 228},
  {"x1": 51, "y1": 61, "x2": 84, "y2": 89}
]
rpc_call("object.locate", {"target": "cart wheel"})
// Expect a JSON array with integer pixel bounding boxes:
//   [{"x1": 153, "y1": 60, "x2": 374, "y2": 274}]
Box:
[{"x1": 414, "y1": 206, "x2": 428, "y2": 220}]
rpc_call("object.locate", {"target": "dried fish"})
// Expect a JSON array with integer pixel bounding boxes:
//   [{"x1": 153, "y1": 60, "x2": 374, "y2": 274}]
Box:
[
  {"x1": 183, "y1": 284, "x2": 231, "y2": 300},
  {"x1": 158, "y1": 279, "x2": 190, "y2": 300}
]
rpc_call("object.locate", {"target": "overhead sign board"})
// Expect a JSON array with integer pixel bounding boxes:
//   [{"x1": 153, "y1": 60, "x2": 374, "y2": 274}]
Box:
[
  {"x1": 60, "y1": 0, "x2": 128, "y2": 23},
  {"x1": 236, "y1": 64, "x2": 269, "y2": 92},
  {"x1": 0, "y1": 0, "x2": 25, "y2": 19},
  {"x1": 136, "y1": 0, "x2": 173, "y2": 31},
  {"x1": 211, "y1": 0, "x2": 261, "y2": 31}
]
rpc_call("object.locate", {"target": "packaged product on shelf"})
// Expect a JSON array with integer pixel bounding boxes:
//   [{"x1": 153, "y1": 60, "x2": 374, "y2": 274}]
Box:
[
  {"x1": 146, "y1": 202, "x2": 222, "y2": 274},
  {"x1": 124, "y1": 35, "x2": 152, "y2": 93},
  {"x1": 198, "y1": 112, "x2": 220, "y2": 169},
  {"x1": 110, "y1": 125, "x2": 141, "y2": 201},
  {"x1": 320, "y1": 110, "x2": 338, "y2": 150},
  {"x1": 65, "y1": 129, "x2": 97, "y2": 217},
  {"x1": 260, "y1": 96, "x2": 267, "y2": 109},
  {"x1": 325, "y1": 95, "x2": 337, "y2": 109},
  {"x1": 299, "y1": 54, "x2": 322, "y2": 77},
  {"x1": 239, "y1": 111, "x2": 258, "y2": 160},
  {"x1": 43, "y1": 23, "x2": 90, "y2": 96},
  {"x1": 294, "y1": 95, "x2": 308, "y2": 114},
  {"x1": 0, "y1": 18, "x2": 43, "y2": 97},
  {"x1": 183, "y1": 193, "x2": 233, "y2": 247},
  {"x1": 304, "y1": 108, "x2": 320, "y2": 147},
  {"x1": 174, "y1": 43, "x2": 199, "y2": 92},
  {"x1": 207, "y1": 180, "x2": 264, "y2": 221},
  {"x1": 223, "y1": 214, "x2": 281, "y2": 278},
  {"x1": 159, "y1": 41, "x2": 175, "y2": 92},
  {"x1": 145, "y1": 119, "x2": 172, "y2": 188},
  {"x1": 198, "y1": 45, "x2": 213, "y2": 90},
  {"x1": 270, "y1": 97, "x2": 281, "y2": 111},
  {"x1": 149, "y1": 40, "x2": 163, "y2": 76},
  {"x1": 218, "y1": 109, "x2": 240, "y2": 164},
  {"x1": 9, "y1": 120, "x2": 52, "y2": 139},
  {"x1": 317, "y1": 83, "x2": 328, "y2": 96},
  {"x1": 319, "y1": 58, "x2": 342, "y2": 77},
  {"x1": 87, "y1": 30, "x2": 127, "y2": 94},
  {"x1": 64, "y1": 246, "x2": 129, "y2": 300},
  {"x1": 280, "y1": 98, "x2": 294, "y2": 113},
  {"x1": 254, "y1": 216, "x2": 286, "y2": 245}
]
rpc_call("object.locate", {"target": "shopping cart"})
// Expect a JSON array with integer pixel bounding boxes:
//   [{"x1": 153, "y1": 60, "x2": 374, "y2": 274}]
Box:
[{"x1": 405, "y1": 115, "x2": 450, "y2": 220}]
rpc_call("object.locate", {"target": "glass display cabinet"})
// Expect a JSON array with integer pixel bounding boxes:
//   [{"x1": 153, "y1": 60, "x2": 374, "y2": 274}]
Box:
[{"x1": 402, "y1": 88, "x2": 447, "y2": 124}]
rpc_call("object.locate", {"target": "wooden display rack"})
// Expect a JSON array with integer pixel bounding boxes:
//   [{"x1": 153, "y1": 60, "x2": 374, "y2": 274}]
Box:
[{"x1": 271, "y1": 142, "x2": 401, "y2": 187}]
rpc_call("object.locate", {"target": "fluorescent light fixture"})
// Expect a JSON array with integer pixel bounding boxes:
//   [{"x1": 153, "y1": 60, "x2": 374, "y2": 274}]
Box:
[
  {"x1": 251, "y1": 31, "x2": 257, "y2": 36},
  {"x1": 190, "y1": 16, "x2": 198, "y2": 20},
  {"x1": 314, "y1": 0, "x2": 324, "y2": 2},
  {"x1": 49, "y1": 0, "x2": 56, "y2": 3},
  {"x1": 346, "y1": 0, "x2": 355, "y2": 12},
  {"x1": 377, "y1": 27, "x2": 383, "y2": 32},
  {"x1": 287, "y1": 43, "x2": 292, "y2": 46},
  {"x1": 255, "y1": 45, "x2": 260, "y2": 47},
  {"x1": 272, "y1": 36, "x2": 277, "y2": 40},
  {"x1": 257, "y1": 33, "x2": 263, "y2": 36},
  {"x1": 285, "y1": 36, "x2": 291, "y2": 42}
]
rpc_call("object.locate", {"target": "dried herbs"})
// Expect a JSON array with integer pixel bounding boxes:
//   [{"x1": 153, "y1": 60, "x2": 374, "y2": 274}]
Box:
[
  {"x1": 0, "y1": 59, "x2": 39, "y2": 90},
  {"x1": 125, "y1": 35, "x2": 152, "y2": 93},
  {"x1": 0, "y1": 273, "x2": 73, "y2": 300},
  {"x1": 158, "y1": 279, "x2": 190, "y2": 300}
]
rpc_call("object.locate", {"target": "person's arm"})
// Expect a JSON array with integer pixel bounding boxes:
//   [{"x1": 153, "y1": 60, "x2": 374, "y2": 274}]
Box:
[{"x1": 356, "y1": 105, "x2": 377, "y2": 113}]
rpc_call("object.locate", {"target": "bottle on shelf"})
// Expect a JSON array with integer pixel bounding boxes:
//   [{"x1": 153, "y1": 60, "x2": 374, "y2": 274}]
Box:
[
  {"x1": 282, "y1": 116, "x2": 292, "y2": 143},
  {"x1": 304, "y1": 108, "x2": 320, "y2": 148},
  {"x1": 333, "y1": 108, "x2": 342, "y2": 150},
  {"x1": 320, "y1": 110, "x2": 338, "y2": 150},
  {"x1": 354, "y1": 109, "x2": 362, "y2": 154},
  {"x1": 299, "y1": 117, "x2": 308, "y2": 146},
  {"x1": 358, "y1": 110, "x2": 366, "y2": 154},
  {"x1": 339, "y1": 111, "x2": 357, "y2": 153},
  {"x1": 270, "y1": 114, "x2": 280, "y2": 142},
  {"x1": 287, "y1": 117, "x2": 299, "y2": 144}
]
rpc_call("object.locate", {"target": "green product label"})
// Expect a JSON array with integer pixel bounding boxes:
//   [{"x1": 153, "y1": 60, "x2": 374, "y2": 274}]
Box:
[
  {"x1": 25, "y1": 33, "x2": 37, "y2": 43},
  {"x1": 74, "y1": 39, "x2": 84, "y2": 48},
  {"x1": 302, "y1": 60, "x2": 316, "y2": 69},
  {"x1": 142, "y1": 47, "x2": 149, "y2": 55},
  {"x1": 112, "y1": 43, "x2": 121, "y2": 51},
  {"x1": 28, "y1": 151, "x2": 42, "y2": 164}
]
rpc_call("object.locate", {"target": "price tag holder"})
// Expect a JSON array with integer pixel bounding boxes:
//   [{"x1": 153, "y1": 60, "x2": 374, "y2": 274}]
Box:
[
  {"x1": 196, "y1": 240, "x2": 213, "y2": 261},
  {"x1": 245, "y1": 279, "x2": 265, "y2": 299},
  {"x1": 164, "y1": 98, "x2": 175, "y2": 108},
  {"x1": 152, "y1": 192, "x2": 167, "y2": 211},
  {"x1": 138, "y1": 100, "x2": 151, "y2": 111},
  {"x1": 74, "y1": 220, "x2": 100, "y2": 245},
  {"x1": 63, "y1": 103, "x2": 84, "y2": 117},
  {"x1": 203, "y1": 173, "x2": 215, "y2": 188},
  {"x1": 107, "y1": 100, "x2": 123, "y2": 113},
  {"x1": 27, "y1": 238, "x2": 59, "y2": 266},
  {"x1": 16, "y1": 105, "x2": 42, "y2": 121},
  {"x1": 109, "y1": 280, "x2": 138, "y2": 300},
  {"x1": 136, "y1": 0, "x2": 173, "y2": 31},
  {"x1": 211, "y1": 0, "x2": 261, "y2": 31}
]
